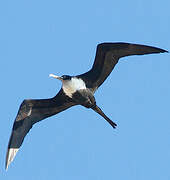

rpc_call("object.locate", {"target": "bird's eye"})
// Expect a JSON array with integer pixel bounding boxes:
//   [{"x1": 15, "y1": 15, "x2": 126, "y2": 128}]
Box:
[{"x1": 62, "y1": 75, "x2": 70, "y2": 80}]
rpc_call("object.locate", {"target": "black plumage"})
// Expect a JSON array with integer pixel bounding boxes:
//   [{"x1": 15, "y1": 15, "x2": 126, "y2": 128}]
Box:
[{"x1": 6, "y1": 42, "x2": 168, "y2": 170}]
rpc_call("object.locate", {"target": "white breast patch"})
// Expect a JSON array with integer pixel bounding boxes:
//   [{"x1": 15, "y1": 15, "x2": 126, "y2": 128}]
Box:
[{"x1": 62, "y1": 77, "x2": 86, "y2": 98}]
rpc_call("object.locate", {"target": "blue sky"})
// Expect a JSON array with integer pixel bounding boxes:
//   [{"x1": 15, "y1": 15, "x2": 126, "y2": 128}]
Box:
[{"x1": 1, "y1": 0, "x2": 170, "y2": 179}]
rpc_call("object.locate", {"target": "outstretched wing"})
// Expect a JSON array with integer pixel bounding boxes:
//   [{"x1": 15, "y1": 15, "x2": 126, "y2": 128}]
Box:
[
  {"x1": 6, "y1": 89, "x2": 75, "y2": 170},
  {"x1": 78, "y1": 42, "x2": 168, "y2": 91}
]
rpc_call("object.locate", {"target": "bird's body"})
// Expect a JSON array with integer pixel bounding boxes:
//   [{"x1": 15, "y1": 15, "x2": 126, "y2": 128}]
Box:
[
  {"x1": 5, "y1": 42, "x2": 168, "y2": 170},
  {"x1": 62, "y1": 76, "x2": 87, "y2": 98}
]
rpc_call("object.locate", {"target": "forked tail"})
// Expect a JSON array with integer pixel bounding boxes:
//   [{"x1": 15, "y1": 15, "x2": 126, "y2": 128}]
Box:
[{"x1": 92, "y1": 105, "x2": 117, "y2": 128}]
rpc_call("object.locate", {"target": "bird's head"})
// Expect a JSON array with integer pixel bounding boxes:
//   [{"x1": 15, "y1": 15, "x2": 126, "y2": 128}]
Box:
[{"x1": 49, "y1": 74, "x2": 72, "y2": 81}]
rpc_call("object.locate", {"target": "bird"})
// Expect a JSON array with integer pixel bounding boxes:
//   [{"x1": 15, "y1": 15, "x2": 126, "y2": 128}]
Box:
[{"x1": 5, "y1": 42, "x2": 168, "y2": 170}]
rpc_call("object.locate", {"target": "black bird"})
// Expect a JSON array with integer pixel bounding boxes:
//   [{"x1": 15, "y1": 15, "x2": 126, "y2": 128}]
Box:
[{"x1": 6, "y1": 42, "x2": 168, "y2": 169}]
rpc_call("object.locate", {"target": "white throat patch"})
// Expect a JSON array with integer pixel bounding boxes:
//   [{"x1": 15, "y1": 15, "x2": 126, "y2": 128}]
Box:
[{"x1": 62, "y1": 77, "x2": 86, "y2": 98}]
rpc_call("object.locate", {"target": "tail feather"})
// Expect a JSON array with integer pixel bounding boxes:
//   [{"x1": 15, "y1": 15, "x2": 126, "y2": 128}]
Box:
[{"x1": 92, "y1": 105, "x2": 117, "y2": 128}]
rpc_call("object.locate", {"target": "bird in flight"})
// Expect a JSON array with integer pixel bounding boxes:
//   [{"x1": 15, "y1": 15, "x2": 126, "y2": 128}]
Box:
[{"x1": 5, "y1": 42, "x2": 168, "y2": 170}]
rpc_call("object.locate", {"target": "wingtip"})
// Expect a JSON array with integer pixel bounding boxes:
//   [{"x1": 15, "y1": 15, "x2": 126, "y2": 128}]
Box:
[
  {"x1": 161, "y1": 49, "x2": 169, "y2": 53},
  {"x1": 5, "y1": 148, "x2": 19, "y2": 170}
]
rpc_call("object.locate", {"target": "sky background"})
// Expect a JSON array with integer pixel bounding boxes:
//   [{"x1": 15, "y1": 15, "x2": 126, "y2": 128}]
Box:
[{"x1": 1, "y1": 0, "x2": 170, "y2": 179}]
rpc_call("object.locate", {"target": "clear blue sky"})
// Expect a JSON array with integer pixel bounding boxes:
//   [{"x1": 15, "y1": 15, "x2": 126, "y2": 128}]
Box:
[{"x1": 1, "y1": 0, "x2": 170, "y2": 179}]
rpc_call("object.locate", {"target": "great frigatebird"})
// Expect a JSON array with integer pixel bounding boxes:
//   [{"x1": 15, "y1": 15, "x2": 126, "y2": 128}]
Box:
[{"x1": 5, "y1": 42, "x2": 168, "y2": 170}]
